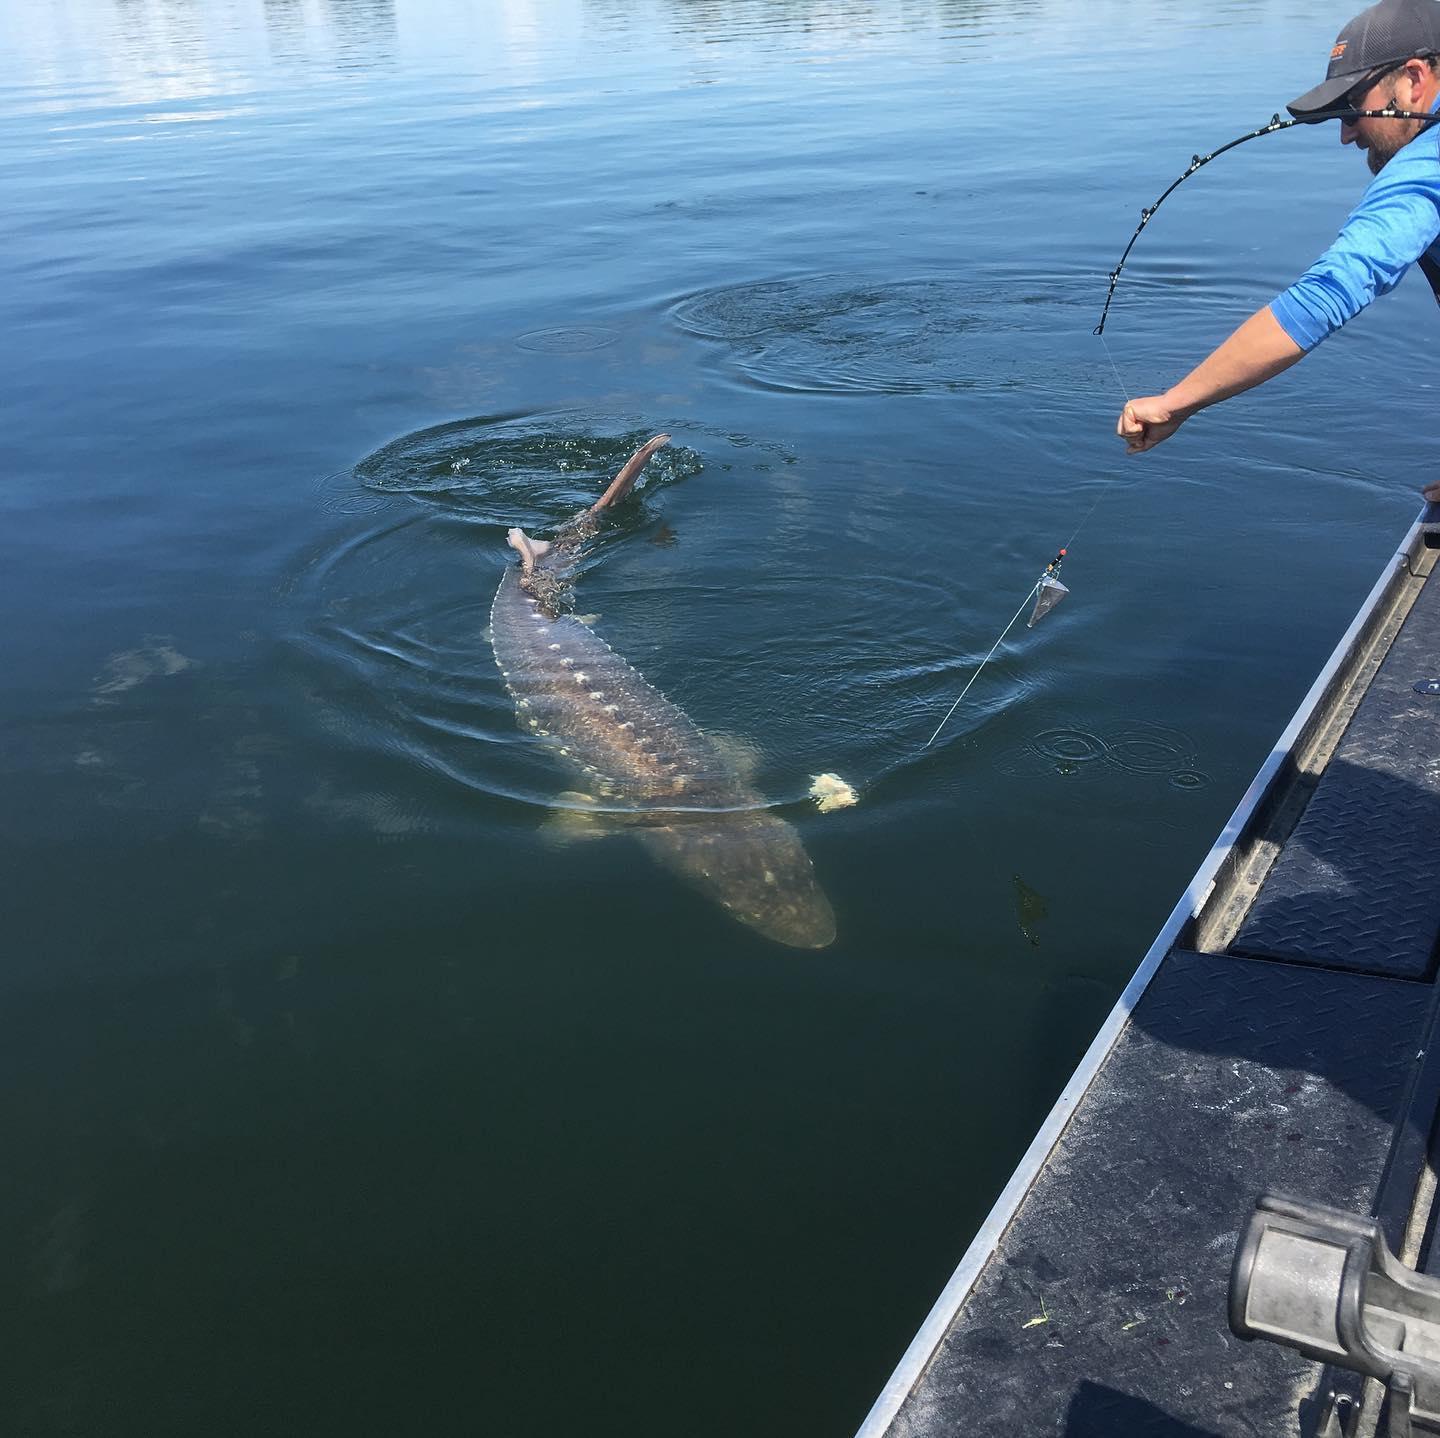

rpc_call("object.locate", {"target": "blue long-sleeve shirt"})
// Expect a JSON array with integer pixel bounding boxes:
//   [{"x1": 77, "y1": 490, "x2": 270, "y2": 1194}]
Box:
[{"x1": 1270, "y1": 102, "x2": 1440, "y2": 350}]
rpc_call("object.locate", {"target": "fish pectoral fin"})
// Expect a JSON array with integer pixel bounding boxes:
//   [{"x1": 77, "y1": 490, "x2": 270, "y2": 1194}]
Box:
[
  {"x1": 507, "y1": 528, "x2": 552, "y2": 575},
  {"x1": 539, "y1": 793, "x2": 615, "y2": 846}
]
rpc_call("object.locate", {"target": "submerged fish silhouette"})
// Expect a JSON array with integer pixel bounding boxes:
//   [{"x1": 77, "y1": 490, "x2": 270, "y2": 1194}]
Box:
[
  {"x1": 1013, "y1": 873, "x2": 1049, "y2": 948},
  {"x1": 490, "y1": 434, "x2": 835, "y2": 949}
]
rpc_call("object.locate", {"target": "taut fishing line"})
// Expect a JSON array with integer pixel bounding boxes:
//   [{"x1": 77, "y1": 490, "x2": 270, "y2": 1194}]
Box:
[{"x1": 922, "y1": 104, "x2": 1440, "y2": 752}]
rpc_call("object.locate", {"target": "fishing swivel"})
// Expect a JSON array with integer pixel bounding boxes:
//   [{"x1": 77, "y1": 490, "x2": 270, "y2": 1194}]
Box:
[{"x1": 1028, "y1": 549, "x2": 1070, "y2": 629}]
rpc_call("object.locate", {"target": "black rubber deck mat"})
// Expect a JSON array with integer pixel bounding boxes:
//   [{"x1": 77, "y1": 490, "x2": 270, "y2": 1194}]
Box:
[
  {"x1": 1230, "y1": 571, "x2": 1440, "y2": 979},
  {"x1": 885, "y1": 951, "x2": 1427, "y2": 1438}
]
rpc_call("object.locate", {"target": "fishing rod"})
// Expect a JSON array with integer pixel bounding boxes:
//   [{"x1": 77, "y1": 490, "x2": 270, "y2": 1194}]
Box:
[
  {"x1": 1096, "y1": 105, "x2": 1440, "y2": 334},
  {"x1": 925, "y1": 104, "x2": 1440, "y2": 752}
]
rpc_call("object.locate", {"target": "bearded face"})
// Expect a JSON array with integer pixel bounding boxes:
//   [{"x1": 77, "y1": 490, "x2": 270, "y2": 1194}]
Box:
[{"x1": 1360, "y1": 98, "x2": 1420, "y2": 172}]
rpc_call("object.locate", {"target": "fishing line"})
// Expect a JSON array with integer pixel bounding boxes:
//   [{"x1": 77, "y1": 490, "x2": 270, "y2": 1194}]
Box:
[
  {"x1": 1100, "y1": 332, "x2": 1133, "y2": 404},
  {"x1": 922, "y1": 369, "x2": 1118, "y2": 751},
  {"x1": 922, "y1": 582, "x2": 1043, "y2": 749},
  {"x1": 924, "y1": 105, "x2": 1440, "y2": 753},
  {"x1": 922, "y1": 292, "x2": 1129, "y2": 751}
]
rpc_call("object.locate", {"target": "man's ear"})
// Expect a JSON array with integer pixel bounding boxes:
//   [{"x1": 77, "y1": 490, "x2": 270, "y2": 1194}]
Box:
[{"x1": 1401, "y1": 56, "x2": 1434, "y2": 104}]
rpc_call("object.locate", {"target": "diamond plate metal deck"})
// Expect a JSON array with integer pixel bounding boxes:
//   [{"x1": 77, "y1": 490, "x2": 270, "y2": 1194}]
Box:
[
  {"x1": 886, "y1": 952, "x2": 1427, "y2": 1438},
  {"x1": 1231, "y1": 570, "x2": 1440, "y2": 979}
]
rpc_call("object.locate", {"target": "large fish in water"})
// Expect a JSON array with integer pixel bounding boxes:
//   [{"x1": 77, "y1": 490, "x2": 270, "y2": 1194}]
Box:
[{"x1": 490, "y1": 434, "x2": 835, "y2": 949}]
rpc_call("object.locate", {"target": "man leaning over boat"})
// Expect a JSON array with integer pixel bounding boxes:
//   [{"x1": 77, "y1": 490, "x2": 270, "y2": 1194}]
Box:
[{"x1": 1116, "y1": 0, "x2": 1440, "y2": 502}]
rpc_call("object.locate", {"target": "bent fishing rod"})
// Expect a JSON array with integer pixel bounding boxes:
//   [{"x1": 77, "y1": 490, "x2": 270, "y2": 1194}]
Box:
[
  {"x1": 1096, "y1": 105, "x2": 1440, "y2": 334},
  {"x1": 925, "y1": 103, "x2": 1440, "y2": 752}
]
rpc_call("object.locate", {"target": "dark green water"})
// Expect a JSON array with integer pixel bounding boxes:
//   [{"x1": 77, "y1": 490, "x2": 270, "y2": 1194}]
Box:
[{"x1": 1, "y1": 2, "x2": 1433, "y2": 1433}]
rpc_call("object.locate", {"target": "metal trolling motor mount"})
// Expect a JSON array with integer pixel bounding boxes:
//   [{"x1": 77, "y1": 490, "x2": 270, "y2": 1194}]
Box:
[{"x1": 1230, "y1": 1193, "x2": 1440, "y2": 1434}]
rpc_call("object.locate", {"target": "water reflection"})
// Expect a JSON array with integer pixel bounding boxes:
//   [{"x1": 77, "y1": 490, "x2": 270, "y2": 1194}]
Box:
[
  {"x1": 261, "y1": 0, "x2": 311, "y2": 64},
  {"x1": 3, "y1": 0, "x2": 238, "y2": 109},
  {"x1": 10, "y1": 0, "x2": 398, "y2": 96},
  {"x1": 583, "y1": 0, "x2": 1037, "y2": 48},
  {"x1": 5, "y1": 0, "x2": 1051, "y2": 103},
  {"x1": 263, "y1": 0, "x2": 397, "y2": 69},
  {"x1": 109, "y1": 0, "x2": 216, "y2": 75},
  {"x1": 322, "y1": 0, "x2": 396, "y2": 56}
]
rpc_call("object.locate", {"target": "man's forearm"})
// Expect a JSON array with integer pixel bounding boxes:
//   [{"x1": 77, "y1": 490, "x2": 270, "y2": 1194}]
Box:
[{"x1": 1161, "y1": 306, "x2": 1305, "y2": 420}]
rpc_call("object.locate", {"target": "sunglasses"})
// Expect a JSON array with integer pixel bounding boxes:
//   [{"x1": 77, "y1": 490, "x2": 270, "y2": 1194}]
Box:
[{"x1": 1340, "y1": 68, "x2": 1391, "y2": 120}]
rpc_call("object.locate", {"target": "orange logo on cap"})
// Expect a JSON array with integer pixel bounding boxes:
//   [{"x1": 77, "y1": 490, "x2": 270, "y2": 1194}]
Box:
[{"x1": 1332, "y1": 40, "x2": 1348, "y2": 59}]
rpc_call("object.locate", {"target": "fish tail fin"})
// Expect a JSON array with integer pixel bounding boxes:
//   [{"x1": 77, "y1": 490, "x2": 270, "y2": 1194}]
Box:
[
  {"x1": 516, "y1": 434, "x2": 670, "y2": 579},
  {"x1": 588, "y1": 433, "x2": 671, "y2": 515}
]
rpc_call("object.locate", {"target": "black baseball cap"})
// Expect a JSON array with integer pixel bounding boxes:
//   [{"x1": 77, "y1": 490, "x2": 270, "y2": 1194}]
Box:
[{"x1": 1287, "y1": 0, "x2": 1440, "y2": 117}]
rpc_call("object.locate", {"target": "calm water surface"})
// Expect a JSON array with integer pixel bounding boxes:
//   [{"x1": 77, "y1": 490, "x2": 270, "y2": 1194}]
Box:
[{"x1": 2, "y1": 2, "x2": 1433, "y2": 1433}]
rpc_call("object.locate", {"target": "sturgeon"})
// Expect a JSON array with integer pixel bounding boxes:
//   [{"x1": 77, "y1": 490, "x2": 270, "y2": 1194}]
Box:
[{"x1": 490, "y1": 434, "x2": 836, "y2": 949}]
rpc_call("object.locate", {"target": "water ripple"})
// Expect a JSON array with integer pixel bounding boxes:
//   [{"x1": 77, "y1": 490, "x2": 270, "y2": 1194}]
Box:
[
  {"x1": 352, "y1": 412, "x2": 703, "y2": 527},
  {"x1": 285, "y1": 422, "x2": 863, "y2": 817},
  {"x1": 514, "y1": 325, "x2": 620, "y2": 354},
  {"x1": 994, "y1": 720, "x2": 1209, "y2": 788},
  {"x1": 670, "y1": 273, "x2": 1086, "y2": 396}
]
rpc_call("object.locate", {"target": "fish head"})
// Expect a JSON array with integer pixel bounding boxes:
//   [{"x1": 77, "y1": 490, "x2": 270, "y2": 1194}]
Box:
[
  {"x1": 744, "y1": 876, "x2": 837, "y2": 950},
  {"x1": 638, "y1": 811, "x2": 836, "y2": 950}
]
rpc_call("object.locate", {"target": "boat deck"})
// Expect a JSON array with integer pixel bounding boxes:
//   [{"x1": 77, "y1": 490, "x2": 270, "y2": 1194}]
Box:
[{"x1": 859, "y1": 506, "x2": 1440, "y2": 1438}]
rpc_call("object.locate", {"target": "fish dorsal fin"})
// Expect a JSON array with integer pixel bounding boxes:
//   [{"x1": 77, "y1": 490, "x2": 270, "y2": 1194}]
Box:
[
  {"x1": 507, "y1": 527, "x2": 552, "y2": 576},
  {"x1": 588, "y1": 434, "x2": 671, "y2": 515}
]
